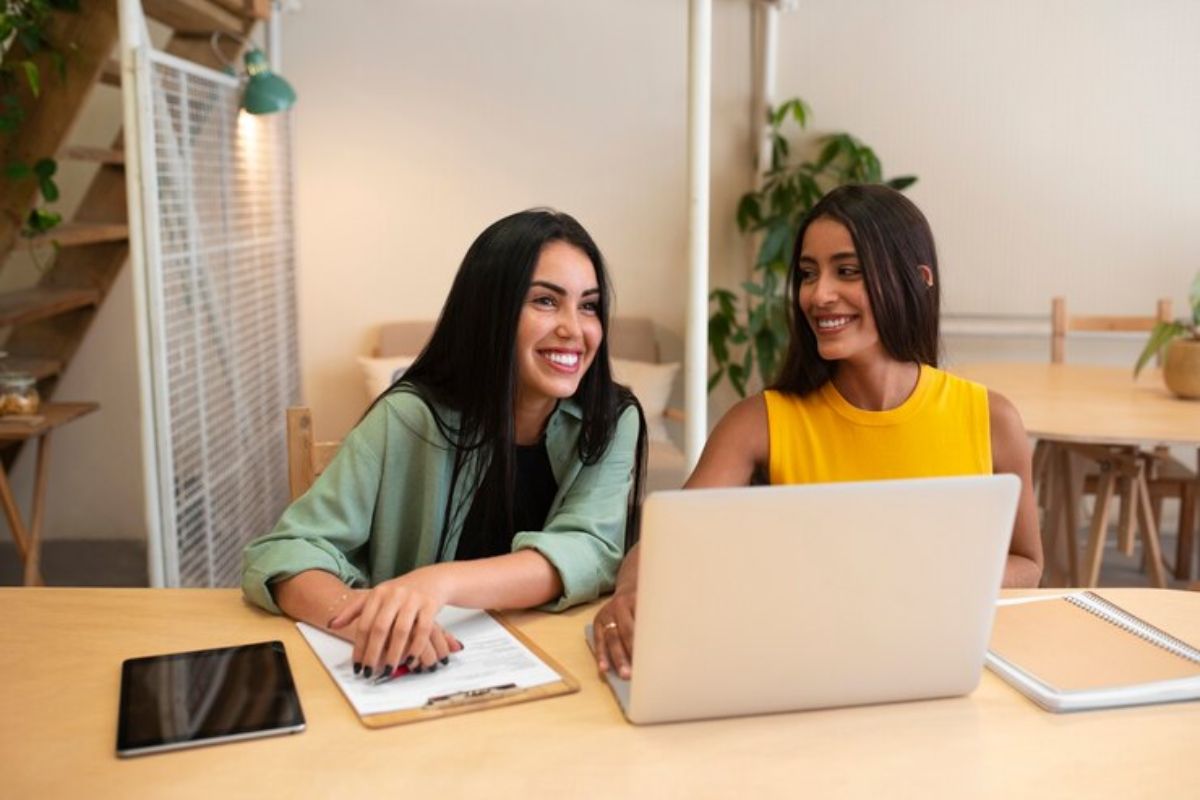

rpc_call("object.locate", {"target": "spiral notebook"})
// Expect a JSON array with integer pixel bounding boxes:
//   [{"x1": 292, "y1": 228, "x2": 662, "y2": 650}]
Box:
[{"x1": 986, "y1": 592, "x2": 1200, "y2": 712}]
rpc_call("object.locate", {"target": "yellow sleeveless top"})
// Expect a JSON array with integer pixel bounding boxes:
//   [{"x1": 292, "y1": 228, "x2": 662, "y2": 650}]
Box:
[{"x1": 764, "y1": 365, "x2": 992, "y2": 485}]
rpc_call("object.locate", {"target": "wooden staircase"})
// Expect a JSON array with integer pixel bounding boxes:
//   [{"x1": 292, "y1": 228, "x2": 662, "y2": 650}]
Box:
[{"x1": 0, "y1": 0, "x2": 269, "y2": 467}]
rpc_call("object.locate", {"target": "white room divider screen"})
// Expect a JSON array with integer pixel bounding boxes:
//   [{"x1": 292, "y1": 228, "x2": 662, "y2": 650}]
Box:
[{"x1": 129, "y1": 46, "x2": 300, "y2": 587}]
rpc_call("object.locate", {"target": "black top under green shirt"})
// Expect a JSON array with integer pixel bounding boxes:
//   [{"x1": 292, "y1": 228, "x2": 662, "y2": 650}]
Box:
[{"x1": 455, "y1": 441, "x2": 559, "y2": 560}]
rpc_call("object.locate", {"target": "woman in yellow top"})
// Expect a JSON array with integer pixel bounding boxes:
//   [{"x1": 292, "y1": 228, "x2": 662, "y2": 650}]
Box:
[{"x1": 593, "y1": 184, "x2": 1043, "y2": 678}]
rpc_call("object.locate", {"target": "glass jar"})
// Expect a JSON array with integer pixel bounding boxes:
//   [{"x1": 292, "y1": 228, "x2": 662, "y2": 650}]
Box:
[{"x1": 0, "y1": 372, "x2": 40, "y2": 416}]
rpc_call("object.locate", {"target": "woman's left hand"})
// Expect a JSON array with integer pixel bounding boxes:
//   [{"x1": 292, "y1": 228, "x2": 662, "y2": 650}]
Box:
[{"x1": 328, "y1": 566, "x2": 460, "y2": 678}]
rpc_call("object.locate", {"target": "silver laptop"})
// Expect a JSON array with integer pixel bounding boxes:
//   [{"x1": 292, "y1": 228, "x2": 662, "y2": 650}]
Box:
[{"x1": 590, "y1": 474, "x2": 1020, "y2": 724}]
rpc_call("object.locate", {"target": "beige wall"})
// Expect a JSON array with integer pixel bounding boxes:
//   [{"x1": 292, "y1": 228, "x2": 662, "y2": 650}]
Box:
[
  {"x1": 772, "y1": 0, "x2": 1200, "y2": 320},
  {"x1": 287, "y1": 0, "x2": 755, "y2": 438}
]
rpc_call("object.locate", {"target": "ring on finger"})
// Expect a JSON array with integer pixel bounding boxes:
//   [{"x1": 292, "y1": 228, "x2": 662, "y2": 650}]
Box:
[{"x1": 602, "y1": 621, "x2": 619, "y2": 632}]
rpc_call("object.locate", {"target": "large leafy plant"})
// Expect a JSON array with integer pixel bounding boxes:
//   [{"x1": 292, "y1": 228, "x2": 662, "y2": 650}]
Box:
[
  {"x1": 1133, "y1": 271, "x2": 1200, "y2": 376},
  {"x1": 1, "y1": 0, "x2": 79, "y2": 238},
  {"x1": 708, "y1": 98, "x2": 917, "y2": 396}
]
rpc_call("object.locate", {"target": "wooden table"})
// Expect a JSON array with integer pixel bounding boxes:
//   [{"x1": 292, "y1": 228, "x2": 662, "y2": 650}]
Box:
[
  {"x1": 1, "y1": 588, "x2": 1198, "y2": 799},
  {"x1": 953, "y1": 364, "x2": 1199, "y2": 587},
  {"x1": 951, "y1": 363, "x2": 1200, "y2": 448},
  {"x1": 0, "y1": 402, "x2": 98, "y2": 585}
]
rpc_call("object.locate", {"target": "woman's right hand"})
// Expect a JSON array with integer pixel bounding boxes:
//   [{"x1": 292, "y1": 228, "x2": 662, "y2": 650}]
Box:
[
  {"x1": 592, "y1": 587, "x2": 636, "y2": 679},
  {"x1": 328, "y1": 570, "x2": 463, "y2": 679}
]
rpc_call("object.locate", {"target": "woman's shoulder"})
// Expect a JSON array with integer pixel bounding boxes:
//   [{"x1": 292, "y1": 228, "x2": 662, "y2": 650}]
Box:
[
  {"x1": 358, "y1": 386, "x2": 453, "y2": 444},
  {"x1": 711, "y1": 393, "x2": 769, "y2": 444},
  {"x1": 927, "y1": 365, "x2": 985, "y2": 394},
  {"x1": 985, "y1": 389, "x2": 1023, "y2": 434}
]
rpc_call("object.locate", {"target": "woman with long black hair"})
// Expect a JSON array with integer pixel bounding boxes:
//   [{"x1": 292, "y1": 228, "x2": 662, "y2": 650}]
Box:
[{"x1": 243, "y1": 209, "x2": 646, "y2": 680}]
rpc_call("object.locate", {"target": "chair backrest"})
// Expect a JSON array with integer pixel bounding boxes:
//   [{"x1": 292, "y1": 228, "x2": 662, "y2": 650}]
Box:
[
  {"x1": 1050, "y1": 297, "x2": 1172, "y2": 364},
  {"x1": 286, "y1": 406, "x2": 341, "y2": 500}
]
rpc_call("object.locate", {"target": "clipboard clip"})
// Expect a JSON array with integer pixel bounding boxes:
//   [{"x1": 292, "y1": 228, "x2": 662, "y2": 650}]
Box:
[{"x1": 424, "y1": 683, "x2": 519, "y2": 708}]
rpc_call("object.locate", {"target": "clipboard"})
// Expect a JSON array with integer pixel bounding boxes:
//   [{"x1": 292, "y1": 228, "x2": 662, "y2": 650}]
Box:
[{"x1": 297, "y1": 607, "x2": 578, "y2": 728}]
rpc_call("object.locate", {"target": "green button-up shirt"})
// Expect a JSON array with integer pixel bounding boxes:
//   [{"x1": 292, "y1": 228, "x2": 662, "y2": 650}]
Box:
[{"x1": 242, "y1": 391, "x2": 639, "y2": 614}]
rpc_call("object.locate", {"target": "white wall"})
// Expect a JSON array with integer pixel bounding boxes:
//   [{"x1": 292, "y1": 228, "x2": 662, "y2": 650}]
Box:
[
  {"x1": 773, "y1": 0, "x2": 1200, "y2": 320},
  {"x1": 287, "y1": 0, "x2": 754, "y2": 438}
]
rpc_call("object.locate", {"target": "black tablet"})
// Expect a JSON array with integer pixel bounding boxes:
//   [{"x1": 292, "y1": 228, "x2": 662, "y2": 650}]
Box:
[{"x1": 117, "y1": 641, "x2": 306, "y2": 758}]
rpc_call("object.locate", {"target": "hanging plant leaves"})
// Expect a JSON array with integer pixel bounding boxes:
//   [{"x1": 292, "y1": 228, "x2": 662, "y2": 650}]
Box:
[
  {"x1": 21, "y1": 59, "x2": 40, "y2": 97},
  {"x1": 39, "y1": 176, "x2": 59, "y2": 202},
  {"x1": 4, "y1": 161, "x2": 33, "y2": 180},
  {"x1": 23, "y1": 207, "x2": 63, "y2": 236},
  {"x1": 33, "y1": 157, "x2": 56, "y2": 179}
]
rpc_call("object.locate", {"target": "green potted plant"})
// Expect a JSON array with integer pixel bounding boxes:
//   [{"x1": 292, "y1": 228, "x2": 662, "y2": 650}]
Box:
[
  {"x1": 1134, "y1": 271, "x2": 1200, "y2": 399},
  {"x1": 708, "y1": 98, "x2": 916, "y2": 396}
]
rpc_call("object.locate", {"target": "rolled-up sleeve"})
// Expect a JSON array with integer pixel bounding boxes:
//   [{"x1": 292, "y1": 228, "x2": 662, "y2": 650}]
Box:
[
  {"x1": 241, "y1": 413, "x2": 387, "y2": 614},
  {"x1": 512, "y1": 405, "x2": 640, "y2": 611}
]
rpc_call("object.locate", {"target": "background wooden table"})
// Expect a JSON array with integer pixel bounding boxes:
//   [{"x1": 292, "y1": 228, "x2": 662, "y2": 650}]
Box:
[
  {"x1": 1, "y1": 588, "x2": 1197, "y2": 799},
  {"x1": 0, "y1": 402, "x2": 98, "y2": 585},
  {"x1": 953, "y1": 363, "x2": 1199, "y2": 586},
  {"x1": 951, "y1": 363, "x2": 1200, "y2": 447}
]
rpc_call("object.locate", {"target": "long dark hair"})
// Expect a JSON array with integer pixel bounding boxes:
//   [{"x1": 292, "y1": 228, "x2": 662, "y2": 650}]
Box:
[
  {"x1": 374, "y1": 209, "x2": 646, "y2": 558},
  {"x1": 771, "y1": 184, "x2": 941, "y2": 396}
]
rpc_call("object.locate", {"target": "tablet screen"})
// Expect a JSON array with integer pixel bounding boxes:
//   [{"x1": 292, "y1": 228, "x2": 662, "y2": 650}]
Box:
[{"x1": 117, "y1": 641, "x2": 305, "y2": 757}]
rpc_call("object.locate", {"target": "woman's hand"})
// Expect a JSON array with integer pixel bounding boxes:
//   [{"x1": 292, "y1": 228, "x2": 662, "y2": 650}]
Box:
[
  {"x1": 328, "y1": 566, "x2": 463, "y2": 678},
  {"x1": 592, "y1": 587, "x2": 636, "y2": 680}
]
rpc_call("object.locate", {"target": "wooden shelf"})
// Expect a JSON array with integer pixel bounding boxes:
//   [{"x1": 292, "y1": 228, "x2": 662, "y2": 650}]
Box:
[
  {"x1": 0, "y1": 402, "x2": 98, "y2": 441},
  {"x1": 26, "y1": 222, "x2": 128, "y2": 249},
  {"x1": 0, "y1": 288, "x2": 99, "y2": 327},
  {"x1": 59, "y1": 145, "x2": 124, "y2": 165},
  {"x1": 100, "y1": 58, "x2": 120, "y2": 87},
  {"x1": 0, "y1": 358, "x2": 62, "y2": 381},
  {"x1": 143, "y1": 0, "x2": 251, "y2": 35}
]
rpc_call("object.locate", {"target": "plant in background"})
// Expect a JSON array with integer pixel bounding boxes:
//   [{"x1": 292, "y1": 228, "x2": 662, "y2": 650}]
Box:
[
  {"x1": 1, "y1": 0, "x2": 79, "y2": 239},
  {"x1": 1133, "y1": 271, "x2": 1200, "y2": 377},
  {"x1": 708, "y1": 98, "x2": 917, "y2": 396}
]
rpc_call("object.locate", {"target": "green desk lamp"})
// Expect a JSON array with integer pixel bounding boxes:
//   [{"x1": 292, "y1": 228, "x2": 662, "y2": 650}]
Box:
[{"x1": 241, "y1": 48, "x2": 296, "y2": 115}]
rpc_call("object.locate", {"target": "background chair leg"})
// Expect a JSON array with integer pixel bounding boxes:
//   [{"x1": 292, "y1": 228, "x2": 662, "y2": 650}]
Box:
[
  {"x1": 1082, "y1": 468, "x2": 1116, "y2": 587},
  {"x1": 1135, "y1": 466, "x2": 1168, "y2": 588},
  {"x1": 1061, "y1": 449, "x2": 1081, "y2": 585},
  {"x1": 1176, "y1": 483, "x2": 1196, "y2": 582},
  {"x1": 23, "y1": 434, "x2": 50, "y2": 587},
  {"x1": 1117, "y1": 475, "x2": 1136, "y2": 556}
]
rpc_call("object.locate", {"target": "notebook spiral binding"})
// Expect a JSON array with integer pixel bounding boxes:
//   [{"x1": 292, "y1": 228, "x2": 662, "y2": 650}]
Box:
[{"x1": 1069, "y1": 592, "x2": 1200, "y2": 665}]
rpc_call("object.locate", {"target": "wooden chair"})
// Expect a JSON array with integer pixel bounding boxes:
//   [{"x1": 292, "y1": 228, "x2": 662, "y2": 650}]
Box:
[
  {"x1": 1049, "y1": 297, "x2": 1172, "y2": 365},
  {"x1": 1038, "y1": 297, "x2": 1197, "y2": 586},
  {"x1": 286, "y1": 407, "x2": 341, "y2": 500}
]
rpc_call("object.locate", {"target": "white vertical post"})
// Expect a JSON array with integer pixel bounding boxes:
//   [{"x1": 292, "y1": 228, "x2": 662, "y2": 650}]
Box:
[
  {"x1": 685, "y1": 0, "x2": 712, "y2": 468},
  {"x1": 756, "y1": 1, "x2": 780, "y2": 175},
  {"x1": 266, "y1": 0, "x2": 284, "y2": 72},
  {"x1": 117, "y1": 0, "x2": 167, "y2": 587}
]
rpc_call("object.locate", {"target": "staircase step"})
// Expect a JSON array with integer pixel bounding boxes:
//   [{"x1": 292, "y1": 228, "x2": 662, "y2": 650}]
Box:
[
  {"x1": 0, "y1": 288, "x2": 100, "y2": 327},
  {"x1": 26, "y1": 222, "x2": 128, "y2": 249},
  {"x1": 0, "y1": 357, "x2": 63, "y2": 381},
  {"x1": 143, "y1": 0, "x2": 250, "y2": 35},
  {"x1": 100, "y1": 58, "x2": 120, "y2": 87},
  {"x1": 59, "y1": 146, "x2": 124, "y2": 165}
]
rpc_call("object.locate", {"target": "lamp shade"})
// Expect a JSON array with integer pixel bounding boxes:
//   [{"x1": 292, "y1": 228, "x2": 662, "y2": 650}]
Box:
[{"x1": 241, "y1": 48, "x2": 296, "y2": 115}]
